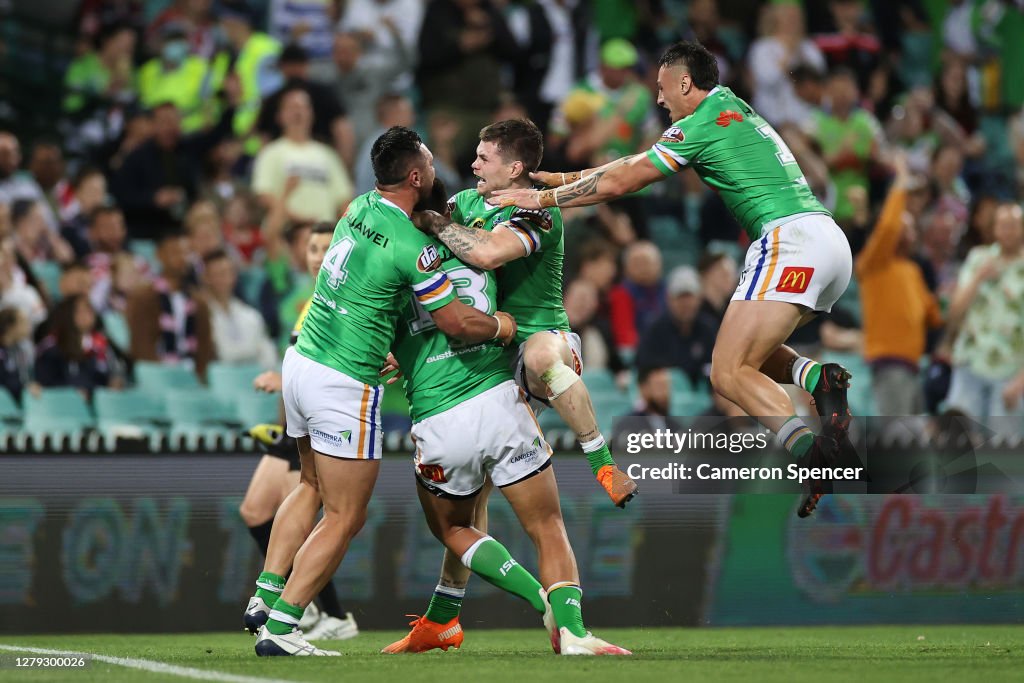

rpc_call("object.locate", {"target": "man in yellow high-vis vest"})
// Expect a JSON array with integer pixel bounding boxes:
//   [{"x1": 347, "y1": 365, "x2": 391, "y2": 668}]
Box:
[
  {"x1": 139, "y1": 22, "x2": 224, "y2": 133},
  {"x1": 218, "y1": 2, "x2": 282, "y2": 151}
]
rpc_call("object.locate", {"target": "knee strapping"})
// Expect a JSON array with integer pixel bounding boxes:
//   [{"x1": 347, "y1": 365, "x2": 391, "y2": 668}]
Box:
[{"x1": 540, "y1": 360, "x2": 579, "y2": 400}]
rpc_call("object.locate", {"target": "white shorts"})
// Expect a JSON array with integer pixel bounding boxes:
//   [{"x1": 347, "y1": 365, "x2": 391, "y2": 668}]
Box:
[
  {"x1": 732, "y1": 213, "x2": 852, "y2": 312},
  {"x1": 412, "y1": 380, "x2": 552, "y2": 497},
  {"x1": 512, "y1": 330, "x2": 583, "y2": 416},
  {"x1": 282, "y1": 347, "x2": 383, "y2": 460}
]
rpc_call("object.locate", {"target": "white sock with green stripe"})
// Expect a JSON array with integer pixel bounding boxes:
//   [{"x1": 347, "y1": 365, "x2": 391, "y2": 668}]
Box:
[
  {"x1": 791, "y1": 357, "x2": 822, "y2": 393},
  {"x1": 778, "y1": 416, "x2": 814, "y2": 459}
]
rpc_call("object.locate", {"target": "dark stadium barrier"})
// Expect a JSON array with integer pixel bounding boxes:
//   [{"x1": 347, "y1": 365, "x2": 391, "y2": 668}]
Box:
[{"x1": 0, "y1": 451, "x2": 719, "y2": 634}]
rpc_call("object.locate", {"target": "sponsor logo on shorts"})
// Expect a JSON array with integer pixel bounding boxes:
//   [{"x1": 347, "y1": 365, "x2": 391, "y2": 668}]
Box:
[
  {"x1": 716, "y1": 110, "x2": 744, "y2": 127},
  {"x1": 510, "y1": 446, "x2": 540, "y2": 464},
  {"x1": 776, "y1": 266, "x2": 814, "y2": 294},
  {"x1": 659, "y1": 126, "x2": 685, "y2": 142},
  {"x1": 418, "y1": 463, "x2": 447, "y2": 483},
  {"x1": 311, "y1": 428, "x2": 351, "y2": 446},
  {"x1": 417, "y1": 245, "x2": 442, "y2": 272}
]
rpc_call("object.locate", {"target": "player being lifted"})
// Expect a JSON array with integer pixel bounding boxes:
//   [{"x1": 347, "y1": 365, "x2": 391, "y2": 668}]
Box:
[
  {"x1": 245, "y1": 127, "x2": 518, "y2": 656},
  {"x1": 381, "y1": 120, "x2": 636, "y2": 653},
  {"x1": 385, "y1": 212, "x2": 631, "y2": 656},
  {"x1": 493, "y1": 42, "x2": 853, "y2": 519},
  {"x1": 412, "y1": 119, "x2": 637, "y2": 507}
]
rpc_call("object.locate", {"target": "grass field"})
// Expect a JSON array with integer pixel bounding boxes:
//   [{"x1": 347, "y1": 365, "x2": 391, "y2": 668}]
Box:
[{"x1": 1, "y1": 626, "x2": 1022, "y2": 683}]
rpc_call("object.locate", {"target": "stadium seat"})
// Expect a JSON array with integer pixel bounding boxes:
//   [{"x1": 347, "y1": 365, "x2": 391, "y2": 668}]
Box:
[
  {"x1": 23, "y1": 387, "x2": 94, "y2": 436},
  {"x1": 0, "y1": 388, "x2": 22, "y2": 434},
  {"x1": 163, "y1": 388, "x2": 239, "y2": 440},
  {"x1": 134, "y1": 361, "x2": 201, "y2": 392},
  {"x1": 101, "y1": 311, "x2": 130, "y2": 350},
  {"x1": 207, "y1": 362, "x2": 265, "y2": 402},
  {"x1": 93, "y1": 388, "x2": 167, "y2": 439},
  {"x1": 581, "y1": 369, "x2": 618, "y2": 396},
  {"x1": 30, "y1": 260, "x2": 62, "y2": 301},
  {"x1": 238, "y1": 268, "x2": 265, "y2": 307},
  {"x1": 234, "y1": 391, "x2": 280, "y2": 425}
]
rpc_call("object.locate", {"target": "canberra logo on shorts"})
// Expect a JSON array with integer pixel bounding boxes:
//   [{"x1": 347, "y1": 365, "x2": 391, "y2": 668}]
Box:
[
  {"x1": 417, "y1": 245, "x2": 442, "y2": 272},
  {"x1": 659, "y1": 126, "x2": 685, "y2": 143},
  {"x1": 340, "y1": 430, "x2": 352, "y2": 443},
  {"x1": 776, "y1": 267, "x2": 814, "y2": 293}
]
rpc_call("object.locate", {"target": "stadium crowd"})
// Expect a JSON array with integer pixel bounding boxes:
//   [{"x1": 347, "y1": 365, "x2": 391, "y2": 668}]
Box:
[{"x1": 1, "y1": 0, "x2": 1023, "y2": 437}]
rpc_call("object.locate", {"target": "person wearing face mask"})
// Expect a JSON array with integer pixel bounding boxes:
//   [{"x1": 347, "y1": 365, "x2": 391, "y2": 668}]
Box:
[{"x1": 138, "y1": 22, "x2": 224, "y2": 133}]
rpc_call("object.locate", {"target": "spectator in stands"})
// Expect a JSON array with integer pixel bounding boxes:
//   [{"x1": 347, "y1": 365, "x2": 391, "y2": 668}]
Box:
[
  {"x1": 635, "y1": 266, "x2": 717, "y2": 387},
  {"x1": 138, "y1": 22, "x2": 221, "y2": 134},
  {"x1": 696, "y1": 250, "x2": 738, "y2": 330},
  {"x1": 628, "y1": 366, "x2": 680, "y2": 431},
  {"x1": 681, "y1": 0, "x2": 735, "y2": 84},
  {"x1": 354, "y1": 94, "x2": 416, "y2": 195},
  {"x1": 0, "y1": 245, "x2": 47, "y2": 330},
  {"x1": 886, "y1": 87, "x2": 965, "y2": 175},
  {"x1": 748, "y1": 1, "x2": 826, "y2": 126},
  {"x1": 0, "y1": 307, "x2": 37, "y2": 402},
  {"x1": 185, "y1": 200, "x2": 240, "y2": 280},
  {"x1": 338, "y1": 0, "x2": 424, "y2": 90},
  {"x1": 112, "y1": 99, "x2": 236, "y2": 240},
  {"x1": 126, "y1": 230, "x2": 213, "y2": 381},
  {"x1": 564, "y1": 277, "x2": 626, "y2": 378},
  {"x1": 147, "y1": 0, "x2": 218, "y2": 59},
  {"x1": 62, "y1": 22, "x2": 137, "y2": 118},
  {"x1": 202, "y1": 248, "x2": 277, "y2": 368},
  {"x1": 608, "y1": 241, "x2": 664, "y2": 354},
  {"x1": 35, "y1": 294, "x2": 122, "y2": 397},
  {"x1": 221, "y1": 193, "x2": 263, "y2": 264},
  {"x1": 77, "y1": 204, "x2": 149, "y2": 314},
  {"x1": 267, "y1": 0, "x2": 337, "y2": 66},
  {"x1": 61, "y1": 168, "x2": 109, "y2": 256},
  {"x1": 0, "y1": 133, "x2": 55, "y2": 231},
  {"x1": 812, "y1": 0, "x2": 881, "y2": 91},
  {"x1": 550, "y1": 39, "x2": 653, "y2": 164},
  {"x1": 918, "y1": 209, "x2": 962, "y2": 303},
  {"x1": 252, "y1": 87, "x2": 353, "y2": 224},
  {"x1": 856, "y1": 155, "x2": 943, "y2": 415},
  {"x1": 11, "y1": 200, "x2": 73, "y2": 266},
  {"x1": 416, "y1": 0, "x2": 518, "y2": 162},
  {"x1": 945, "y1": 202, "x2": 1024, "y2": 427},
  {"x1": 930, "y1": 144, "x2": 970, "y2": 222},
  {"x1": 75, "y1": 0, "x2": 144, "y2": 47},
  {"x1": 256, "y1": 43, "x2": 356, "y2": 170},
  {"x1": 218, "y1": 1, "x2": 282, "y2": 146},
  {"x1": 573, "y1": 237, "x2": 619, "y2": 294},
  {"x1": 319, "y1": 27, "x2": 414, "y2": 147},
  {"x1": 808, "y1": 67, "x2": 883, "y2": 226},
  {"x1": 28, "y1": 142, "x2": 67, "y2": 225},
  {"x1": 58, "y1": 262, "x2": 94, "y2": 302}
]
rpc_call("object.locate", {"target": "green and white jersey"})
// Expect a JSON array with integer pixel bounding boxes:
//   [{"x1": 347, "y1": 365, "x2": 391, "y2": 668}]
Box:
[
  {"x1": 645, "y1": 86, "x2": 829, "y2": 240},
  {"x1": 392, "y1": 243, "x2": 511, "y2": 422},
  {"x1": 448, "y1": 189, "x2": 570, "y2": 344},
  {"x1": 295, "y1": 191, "x2": 455, "y2": 385}
]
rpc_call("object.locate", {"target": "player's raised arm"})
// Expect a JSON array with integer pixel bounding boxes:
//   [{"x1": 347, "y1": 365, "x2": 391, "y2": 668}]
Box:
[
  {"x1": 493, "y1": 153, "x2": 665, "y2": 210},
  {"x1": 430, "y1": 300, "x2": 517, "y2": 345},
  {"x1": 413, "y1": 209, "x2": 552, "y2": 271}
]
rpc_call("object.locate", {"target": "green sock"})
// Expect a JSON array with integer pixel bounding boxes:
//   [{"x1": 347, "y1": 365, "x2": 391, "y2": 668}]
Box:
[
  {"x1": 548, "y1": 585, "x2": 586, "y2": 637},
  {"x1": 463, "y1": 537, "x2": 545, "y2": 613},
  {"x1": 581, "y1": 438, "x2": 614, "y2": 476},
  {"x1": 424, "y1": 585, "x2": 464, "y2": 624},
  {"x1": 779, "y1": 416, "x2": 814, "y2": 459},
  {"x1": 265, "y1": 599, "x2": 304, "y2": 635},
  {"x1": 254, "y1": 571, "x2": 285, "y2": 607},
  {"x1": 792, "y1": 357, "x2": 822, "y2": 393}
]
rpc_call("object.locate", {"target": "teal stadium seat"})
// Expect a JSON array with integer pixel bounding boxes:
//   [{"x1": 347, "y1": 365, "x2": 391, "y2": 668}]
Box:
[
  {"x1": 30, "y1": 261, "x2": 62, "y2": 301},
  {"x1": 93, "y1": 388, "x2": 167, "y2": 439},
  {"x1": 0, "y1": 389, "x2": 22, "y2": 435},
  {"x1": 134, "y1": 361, "x2": 201, "y2": 392},
  {"x1": 23, "y1": 387, "x2": 94, "y2": 437},
  {"x1": 164, "y1": 388, "x2": 239, "y2": 440},
  {"x1": 234, "y1": 391, "x2": 280, "y2": 425},
  {"x1": 101, "y1": 311, "x2": 130, "y2": 350},
  {"x1": 207, "y1": 362, "x2": 265, "y2": 402}
]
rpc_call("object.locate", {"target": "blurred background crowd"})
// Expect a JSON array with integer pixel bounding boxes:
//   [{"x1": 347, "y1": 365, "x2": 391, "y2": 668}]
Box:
[{"x1": 0, "y1": 0, "x2": 1022, "y2": 441}]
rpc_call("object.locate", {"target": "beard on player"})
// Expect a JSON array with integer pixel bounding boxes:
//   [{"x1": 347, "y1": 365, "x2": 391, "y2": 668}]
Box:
[{"x1": 413, "y1": 177, "x2": 450, "y2": 217}]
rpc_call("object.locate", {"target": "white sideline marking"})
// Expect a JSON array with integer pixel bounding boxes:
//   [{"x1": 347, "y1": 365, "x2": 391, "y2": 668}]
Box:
[{"x1": 0, "y1": 644, "x2": 299, "y2": 683}]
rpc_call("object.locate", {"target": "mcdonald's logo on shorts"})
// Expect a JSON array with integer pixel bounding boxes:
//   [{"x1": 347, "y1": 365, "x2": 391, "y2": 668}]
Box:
[
  {"x1": 418, "y1": 463, "x2": 448, "y2": 483},
  {"x1": 776, "y1": 267, "x2": 814, "y2": 293}
]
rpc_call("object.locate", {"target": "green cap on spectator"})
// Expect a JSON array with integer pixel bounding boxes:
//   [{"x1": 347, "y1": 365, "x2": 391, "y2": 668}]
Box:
[{"x1": 601, "y1": 38, "x2": 638, "y2": 69}]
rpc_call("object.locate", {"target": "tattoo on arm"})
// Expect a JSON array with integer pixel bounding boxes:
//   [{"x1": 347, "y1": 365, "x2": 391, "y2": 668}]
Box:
[
  {"x1": 554, "y1": 155, "x2": 634, "y2": 206},
  {"x1": 435, "y1": 221, "x2": 492, "y2": 262}
]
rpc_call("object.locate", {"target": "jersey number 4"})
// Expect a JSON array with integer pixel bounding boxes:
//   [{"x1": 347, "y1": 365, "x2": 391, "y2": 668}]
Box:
[
  {"x1": 756, "y1": 124, "x2": 797, "y2": 166},
  {"x1": 322, "y1": 237, "x2": 356, "y2": 290}
]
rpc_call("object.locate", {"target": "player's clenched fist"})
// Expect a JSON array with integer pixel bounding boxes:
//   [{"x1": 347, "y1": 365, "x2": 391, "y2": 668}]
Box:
[{"x1": 492, "y1": 311, "x2": 517, "y2": 345}]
